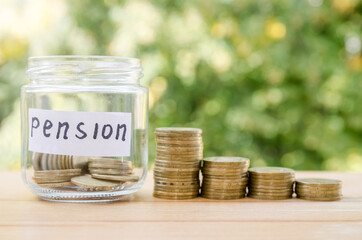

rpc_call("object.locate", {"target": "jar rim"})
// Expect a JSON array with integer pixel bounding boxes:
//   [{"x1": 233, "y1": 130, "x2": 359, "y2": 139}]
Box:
[{"x1": 27, "y1": 55, "x2": 143, "y2": 84}]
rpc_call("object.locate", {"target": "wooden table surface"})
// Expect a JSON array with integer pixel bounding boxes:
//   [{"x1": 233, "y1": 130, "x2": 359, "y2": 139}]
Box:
[{"x1": 0, "y1": 171, "x2": 361, "y2": 240}]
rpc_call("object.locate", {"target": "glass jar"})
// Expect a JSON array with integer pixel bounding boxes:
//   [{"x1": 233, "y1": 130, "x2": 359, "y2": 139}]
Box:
[{"x1": 21, "y1": 56, "x2": 148, "y2": 202}]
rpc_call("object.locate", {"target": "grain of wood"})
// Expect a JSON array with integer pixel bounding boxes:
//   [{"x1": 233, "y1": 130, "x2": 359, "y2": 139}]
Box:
[{"x1": 0, "y1": 171, "x2": 361, "y2": 240}]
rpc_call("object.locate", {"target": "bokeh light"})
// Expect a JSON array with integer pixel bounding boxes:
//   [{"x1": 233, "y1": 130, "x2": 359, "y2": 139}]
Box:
[{"x1": 0, "y1": 0, "x2": 361, "y2": 172}]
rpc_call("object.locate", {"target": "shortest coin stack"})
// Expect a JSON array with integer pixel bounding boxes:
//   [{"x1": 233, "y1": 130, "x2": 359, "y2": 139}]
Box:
[
  {"x1": 248, "y1": 167, "x2": 295, "y2": 200},
  {"x1": 295, "y1": 178, "x2": 342, "y2": 201},
  {"x1": 153, "y1": 127, "x2": 203, "y2": 200},
  {"x1": 201, "y1": 157, "x2": 249, "y2": 200}
]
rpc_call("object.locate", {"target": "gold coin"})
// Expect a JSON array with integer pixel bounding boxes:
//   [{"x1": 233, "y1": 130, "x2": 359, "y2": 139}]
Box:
[
  {"x1": 249, "y1": 167, "x2": 294, "y2": 175},
  {"x1": 155, "y1": 180, "x2": 199, "y2": 186},
  {"x1": 155, "y1": 163, "x2": 200, "y2": 170},
  {"x1": 202, "y1": 181, "x2": 247, "y2": 188},
  {"x1": 156, "y1": 151, "x2": 203, "y2": 157},
  {"x1": 296, "y1": 192, "x2": 341, "y2": 199},
  {"x1": 247, "y1": 190, "x2": 293, "y2": 197},
  {"x1": 156, "y1": 152, "x2": 203, "y2": 157},
  {"x1": 153, "y1": 189, "x2": 199, "y2": 196},
  {"x1": 89, "y1": 168, "x2": 133, "y2": 175},
  {"x1": 202, "y1": 179, "x2": 248, "y2": 186},
  {"x1": 155, "y1": 158, "x2": 200, "y2": 164},
  {"x1": 154, "y1": 174, "x2": 198, "y2": 179},
  {"x1": 295, "y1": 186, "x2": 341, "y2": 193},
  {"x1": 202, "y1": 186, "x2": 247, "y2": 192},
  {"x1": 297, "y1": 195, "x2": 342, "y2": 201},
  {"x1": 89, "y1": 164, "x2": 133, "y2": 171},
  {"x1": 248, "y1": 188, "x2": 292, "y2": 195},
  {"x1": 153, "y1": 176, "x2": 199, "y2": 181},
  {"x1": 89, "y1": 157, "x2": 133, "y2": 166},
  {"x1": 248, "y1": 194, "x2": 292, "y2": 200},
  {"x1": 201, "y1": 174, "x2": 247, "y2": 180},
  {"x1": 201, "y1": 188, "x2": 245, "y2": 195},
  {"x1": 156, "y1": 135, "x2": 203, "y2": 141},
  {"x1": 157, "y1": 145, "x2": 203, "y2": 151},
  {"x1": 296, "y1": 178, "x2": 342, "y2": 186},
  {"x1": 249, "y1": 178, "x2": 295, "y2": 184},
  {"x1": 33, "y1": 176, "x2": 73, "y2": 184},
  {"x1": 154, "y1": 166, "x2": 200, "y2": 172},
  {"x1": 203, "y1": 166, "x2": 248, "y2": 171},
  {"x1": 91, "y1": 173, "x2": 139, "y2": 182},
  {"x1": 201, "y1": 186, "x2": 245, "y2": 193},
  {"x1": 201, "y1": 192, "x2": 245, "y2": 200},
  {"x1": 34, "y1": 169, "x2": 82, "y2": 175},
  {"x1": 71, "y1": 175, "x2": 121, "y2": 190},
  {"x1": 154, "y1": 184, "x2": 199, "y2": 191},
  {"x1": 153, "y1": 171, "x2": 199, "y2": 178},
  {"x1": 249, "y1": 181, "x2": 294, "y2": 187},
  {"x1": 37, "y1": 181, "x2": 73, "y2": 188},
  {"x1": 156, "y1": 142, "x2": 203, "y2": 148},
  {"x1": 33, "y1": 174, "x2": 76, "y2": 180},
  {"x1": 155, "y1": 127, "x2": 202, "y2": 134},
  {"x1": 153, "y1": 192, "x2": 198, "y2": 200},
  {"x1": 202, "y1": 169, "x2": 248, "y2": 176},
  {"x1": 156, "y1": 155, "x2": 203, "y2": 161},
  {"x1": 204, "y1": 156, "x2": 249, "y2": 164},
  {"x1": 249, "y1": 173, "x2": 295, "y2": 180},
  {"x1": 153, "y1": 167, "x2": 200, "y2": 173},
  {"x1": 155, "y1": 184, "x2": 199, "y2": 190}
]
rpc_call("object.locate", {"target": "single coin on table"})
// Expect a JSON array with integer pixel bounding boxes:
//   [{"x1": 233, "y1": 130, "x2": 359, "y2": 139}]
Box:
[{"x1": 71, "y1": 175, "x2": 121, "y2": 190}]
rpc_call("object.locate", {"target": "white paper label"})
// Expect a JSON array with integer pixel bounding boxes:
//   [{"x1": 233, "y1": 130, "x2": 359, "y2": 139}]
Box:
[{"x1": 28, "y1": 108, "x2": 132, "y2": 157}]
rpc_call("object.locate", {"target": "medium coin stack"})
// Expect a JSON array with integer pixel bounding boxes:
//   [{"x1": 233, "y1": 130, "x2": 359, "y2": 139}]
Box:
[
  {"x1": 33, "y1": 169, "x2": 82, "y2": 187},
  {"x1": 153, "y1": 127, "x2": 203, "y2": 200},
  {"x1": 248, "y1": 167, "x2": 295, "y2": 200},
  {"x1": 201, "y1": 157, "x2": 249, "y2": 200},
  {"x1": 295, "y1": 178, "x2": 342, "y2": 201}
]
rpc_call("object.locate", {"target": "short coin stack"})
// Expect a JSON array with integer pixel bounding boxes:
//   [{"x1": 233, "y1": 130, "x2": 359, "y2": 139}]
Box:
[
  {"x1": 33, "y1": 169, "x2": 82, "y2": 187},
  {"x1": 248, "y1": 167, "x2": 295, "y2": 200},
  {"x1": 153, "y1": 127, "x2": 203, "y2": 200},
  {"x1": 295, "y1": 178, "x2": 342, "y2": 201},
  {"x1": 201, "y1": 157, "x2": 249, "y2": 200},
  {"x1": 89, "y1": 157, "x2": 134, "y2": 175}
]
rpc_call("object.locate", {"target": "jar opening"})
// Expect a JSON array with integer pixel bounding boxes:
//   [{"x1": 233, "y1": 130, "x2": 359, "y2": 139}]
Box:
[{"x1": 27, "y1": 56, "x2": 143, "y2": 84}]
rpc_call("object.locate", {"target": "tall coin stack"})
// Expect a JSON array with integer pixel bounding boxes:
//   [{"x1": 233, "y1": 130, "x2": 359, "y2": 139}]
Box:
[
  {"x1": 153, "y1": 127, "x2": 203, "y2": 200},
  {"x1": 201, "y1": 157, "x2": 249, "y2": 200},
  {"x1": 295, "y1": 178, "x2": 342, "y2": 201},
  {"x1": 248, "y1": 167, "x2": 295, "y2": 200}
]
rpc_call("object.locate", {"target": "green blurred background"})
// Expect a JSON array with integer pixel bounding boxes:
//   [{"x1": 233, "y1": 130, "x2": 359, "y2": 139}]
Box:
[{"x1": 0, "y1": 0, "x2": 361, "y2": 171}]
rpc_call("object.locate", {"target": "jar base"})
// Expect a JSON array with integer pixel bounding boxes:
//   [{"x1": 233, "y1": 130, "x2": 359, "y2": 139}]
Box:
[
  {"x1": 39, "y1": 194, "x2": 135, "y2": 203},
  {"x1": 29, "y1": 183, "x2": 140, "y2": 202}
]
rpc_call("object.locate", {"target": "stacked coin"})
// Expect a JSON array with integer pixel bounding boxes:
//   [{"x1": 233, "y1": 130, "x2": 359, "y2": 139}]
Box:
[
  {"x1": 89, "y1": 157, "x2": 134, "y2": 176},
  {"x1": 201, "y1": 157, "x2": 249, "y2": 200},
  {"x1": 295, "y1": 178, "x2": 342, "y2": 201},
  {"x1": 153, "y1": 127, "x2": 203, "y2": 200},
  {"x1": 33, "y1": 169, "x2": 82, "y2": 187},
  {"x1": 248, "y1": 167, "x2": 295, "y2": 200},
  {"x1": 32, "y1": 153, "x2": 88, "y2": 170}
]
